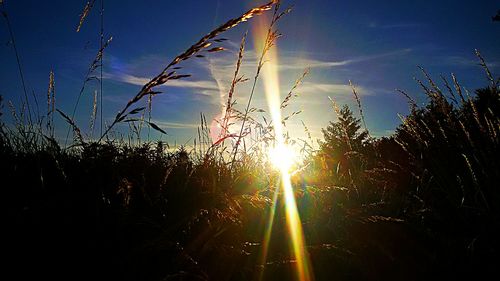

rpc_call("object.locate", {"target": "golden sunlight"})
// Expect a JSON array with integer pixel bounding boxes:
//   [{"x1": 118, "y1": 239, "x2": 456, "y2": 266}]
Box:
[
  {"x1": 268, "y1": 143, "x2": 297, "y2": 172},
  {"x1": 254, "y1": 15, "x2": 314, "y2": 281}
]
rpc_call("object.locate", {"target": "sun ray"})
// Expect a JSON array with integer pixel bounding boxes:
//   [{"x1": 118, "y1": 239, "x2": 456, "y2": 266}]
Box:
[
  {"x1": 257, "y1": 181, "x2": 280, "y2": 280},
  {"x1": 254, "y1": 15, "x2": 314, "y2": 281}
]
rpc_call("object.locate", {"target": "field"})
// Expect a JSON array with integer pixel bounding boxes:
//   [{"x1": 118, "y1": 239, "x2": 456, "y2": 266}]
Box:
[{"x1": 1, "y1": 1, "x2": 499, "y2": 280}]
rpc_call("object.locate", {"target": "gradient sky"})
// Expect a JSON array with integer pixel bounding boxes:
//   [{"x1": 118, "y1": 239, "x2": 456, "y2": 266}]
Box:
[{"x1": 1, "y1": 0, "x2": 499, "y2": 146}]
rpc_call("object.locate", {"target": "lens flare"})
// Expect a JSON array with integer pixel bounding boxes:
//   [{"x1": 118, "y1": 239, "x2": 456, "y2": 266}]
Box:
[
  {"x1": 254, "y1": 17, "x2": 314, "y2": 281},
  {"x1": 268, "y1": 143, "x2": 297, "y2": 172}
]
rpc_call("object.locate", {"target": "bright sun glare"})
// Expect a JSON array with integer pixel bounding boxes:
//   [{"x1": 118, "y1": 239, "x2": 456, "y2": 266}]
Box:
[
  {"x1": 268, "y1": 144, "x2": 297, "y2": 172},
  {"x1": 254, "y1": 13, "x2": 314, "y2": 281}
]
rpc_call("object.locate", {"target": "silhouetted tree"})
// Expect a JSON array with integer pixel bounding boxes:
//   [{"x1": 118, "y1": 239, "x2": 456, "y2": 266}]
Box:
[
  {"x1": 316, "y1": 105, "x2": 374, "y2": 202},
  {"x1": 321, "y1": 105, "x2": 369, "y2": 155}
]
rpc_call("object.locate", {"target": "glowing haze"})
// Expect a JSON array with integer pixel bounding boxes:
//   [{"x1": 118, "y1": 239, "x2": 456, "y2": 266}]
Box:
[
  {"x1": 1, "y1": 0, "x2": 497, "y2": 146},
  {"x1": 254, "y1": 15, "x2": 314, "y2": 281}
]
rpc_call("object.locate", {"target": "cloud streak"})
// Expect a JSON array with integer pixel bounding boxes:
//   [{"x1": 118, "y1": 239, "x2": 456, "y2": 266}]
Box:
[
  {"x1": 104, "y1": 72, "x2": 219, "y2": 94},
  {"x1": 153, "y1": 120, "x2": 200, "y2": 129},
  {"x1": 300, "y1": 81, "x2": 369, "y2": 96},
  {"x1": 206, "y1": 47, "x2": 413, "y2": 72},
  {"x1": 280, "y1": 48, "x2": 412, "y2": 70},
  {"x1": 441, "y1": 55, "x2": 499, "y2": 69},
  {"x1": 103, "y1": 47, "x2": 412, "y2": 100}
]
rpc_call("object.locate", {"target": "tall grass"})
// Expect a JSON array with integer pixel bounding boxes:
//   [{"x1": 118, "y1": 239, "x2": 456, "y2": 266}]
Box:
[
  {"x1": 96, "y1": 1, "x2": 277, "y2": 143},
  {"x1": 1, "y1": 1, "x2": 32, "y2": 124},
  {"x1": 1, "y1": 1, "x2": 499, "y2": 280}
]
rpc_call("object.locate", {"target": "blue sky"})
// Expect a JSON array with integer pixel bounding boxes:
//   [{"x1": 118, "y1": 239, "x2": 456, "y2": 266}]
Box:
[{"x1": 1, "y1": 0, "x2": 499, "y2": 145}]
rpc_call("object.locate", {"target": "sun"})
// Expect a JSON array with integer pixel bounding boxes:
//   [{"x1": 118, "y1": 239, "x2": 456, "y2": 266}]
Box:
[
  {"x1": 268, "y1": 143, "x2": 297, "y2": 172},
  {"x1": 254, "y1": 12, "x2": 313, "y2": 281}
]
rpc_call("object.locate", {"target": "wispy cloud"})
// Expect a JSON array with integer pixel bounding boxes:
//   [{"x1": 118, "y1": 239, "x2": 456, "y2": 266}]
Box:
[
  {"x1": 104, "y1": 72, "x2": 219, "y2": 94},
  {"x1": 300, "y1": 81, "x2": 369, "y2": 96},
  {"x1": 103, "y1": 47, "x2": 411, "y2": 102},
  {"x1": 201, "y1": 47, "x2": 411, "y2": 109},
  {"x1": 206, "y1": 48, "x2": 412, "y2": 72},
  {"x1": 278, "y1": 58, "x2": 351, "y2": 70},
  {"x1": 441, "y1": 55, "x2": 499, "y2": 69},
  {"x1": 281, "y1": 48, "x2": 413, "y2": 70},
  {"x1": 153, "y1": 120, "x2": 199, "y2": 129}
]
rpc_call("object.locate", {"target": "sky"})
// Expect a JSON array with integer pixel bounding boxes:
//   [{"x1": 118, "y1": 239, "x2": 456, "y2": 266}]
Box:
[{"x1": 0, "y1": 0, "x2": 499, "y2": 147}]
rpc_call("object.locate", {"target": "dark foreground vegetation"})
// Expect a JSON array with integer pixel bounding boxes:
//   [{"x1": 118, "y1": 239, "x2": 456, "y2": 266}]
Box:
[
  {"x1": 2, "y1": 71, "x2": 499, "y2": 280},
  {"x1": 2, "y1": 1, "x2": 500, "y2": 280}
]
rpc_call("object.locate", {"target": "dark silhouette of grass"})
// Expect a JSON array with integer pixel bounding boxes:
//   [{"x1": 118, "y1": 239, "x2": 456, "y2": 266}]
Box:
[
  {"x1": 2, "y1": 68, "x2": 499, "y2": 280},
  {"x1": 1, "y1": 1, "x2": 499, "y2": 280}
]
